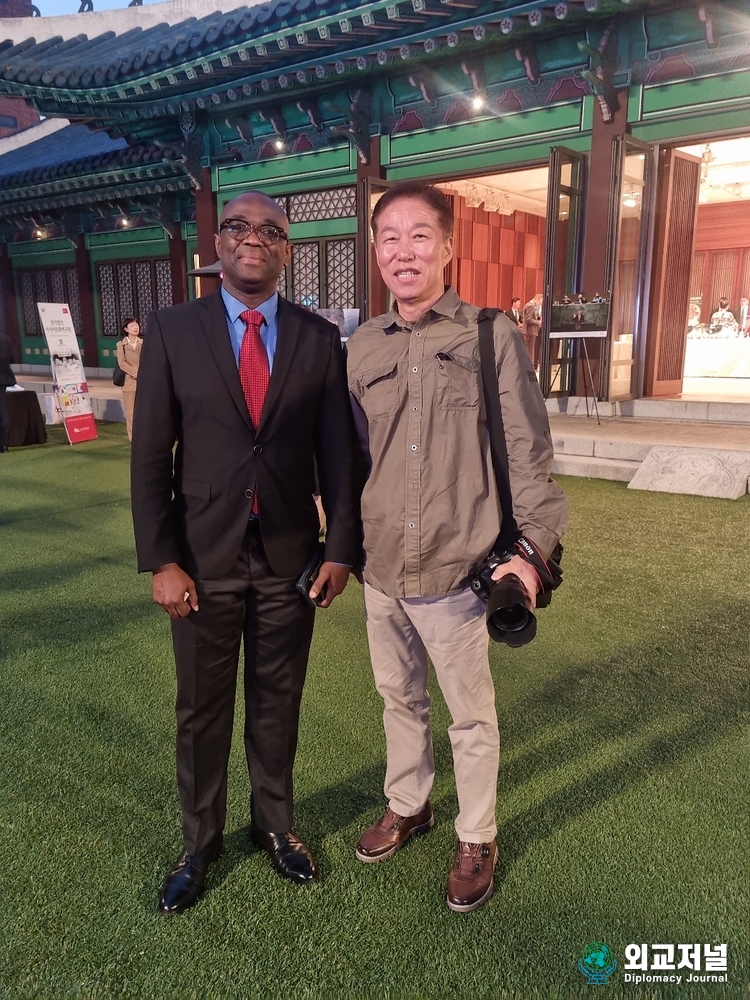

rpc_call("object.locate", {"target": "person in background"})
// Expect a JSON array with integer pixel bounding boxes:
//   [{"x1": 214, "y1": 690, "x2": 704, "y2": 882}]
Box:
[
  {"x1": 116, "y1": 317, "x2": 142, "y2": 441},
  {"x1": 709, "y1": 298, "x2": 737, "y2": 334},
  {"x1": 522, "y1": 293, "x2": 543, "y2": 366},
  {"x1": 0, "y1": 330, "x2": 16, "y2": 453},
  {"x1": 504, "y1": 297, "x2": 522, "y2": 328},
  {"x1": 738, "y1": 296, "x2": 749, "y2": 336}
]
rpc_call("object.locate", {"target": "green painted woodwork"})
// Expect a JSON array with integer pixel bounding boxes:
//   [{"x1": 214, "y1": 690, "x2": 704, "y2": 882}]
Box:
[
  {"x1": 386, "y1": 102, "x2": 585, "y2": 166},
  {"x1": 216, "y1": 145, "x2": 357, "y2": 195},
  {"x1": 630, "y1": 108, "x2": 750, "y2": 145},
  {"x1": 86, "y1": 226, "x2": 170, "y2": 262},
  {"x1": 183, "y1": 222, "x2": 198, "y2": 239},
  {"x1": 9, "y1": 239, "x2": 75, "y2": 269},
  {"x1": 581, "y1": 94, "x2": 594, "y2": 134},
  {"x1": 642, "y1": 69, "x2": 750, "y2": 117},
  {"x1": 289, "y1": 218, "x2": 357, "y2": 240},
  {"x1": 385, "y1": 134, "x2": 590, "y2": 182},
  {"x1": 644, "y1": 10, "x2": 705, "y2": 51},
  {"x1": 384, "y1": 102, "x2": 586, "y2": 175},
  {"x1": 628, "y1": 85, "x2": 644, "y2": 124}
]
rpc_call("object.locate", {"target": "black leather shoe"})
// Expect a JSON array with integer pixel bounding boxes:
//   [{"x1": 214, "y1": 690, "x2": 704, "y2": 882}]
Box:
[
  {"x1": 158, "y1": 834, "x2": 223, "y2": 916},
  {"x1": 252, "y1": 828, "x2": 318, "y2": 884}
]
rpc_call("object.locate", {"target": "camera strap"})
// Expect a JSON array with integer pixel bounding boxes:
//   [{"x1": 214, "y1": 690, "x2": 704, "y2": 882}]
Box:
[
  {"x1": 477, "y1": 308, "x2": 520, "y2": 553},
  {"x1": 477, "y1": 309, "x2": 564, "y2": 602}
]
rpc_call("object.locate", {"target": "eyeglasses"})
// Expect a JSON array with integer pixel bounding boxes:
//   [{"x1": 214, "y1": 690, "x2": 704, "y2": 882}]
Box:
[{"x1": 219, "y1": 221, "x2": 289, "y2": 245}]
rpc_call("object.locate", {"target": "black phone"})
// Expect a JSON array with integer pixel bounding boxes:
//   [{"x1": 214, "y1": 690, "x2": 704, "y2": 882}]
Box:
[{"x1": 295, "y1": 542, "x2": 325, "y2": 607}]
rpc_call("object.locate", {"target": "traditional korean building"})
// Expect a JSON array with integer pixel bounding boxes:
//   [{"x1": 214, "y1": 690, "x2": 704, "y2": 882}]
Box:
[{"x1": 0, "y1": 0, "x2": 748, "y2": 401}]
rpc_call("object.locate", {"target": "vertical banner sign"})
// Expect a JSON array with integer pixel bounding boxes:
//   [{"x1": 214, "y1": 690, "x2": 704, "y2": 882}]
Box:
[{"x1": 37, "y1": 302, "x2": 98, "y2": 444}]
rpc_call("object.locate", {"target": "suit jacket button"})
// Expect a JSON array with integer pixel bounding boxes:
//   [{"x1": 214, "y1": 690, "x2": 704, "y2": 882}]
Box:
[
  {"x1": 245, "y1": 489, "x2": 254, "y2": 499},
  {"x1": 253, "y1": 445, "x2": 263, "y2": 455}
]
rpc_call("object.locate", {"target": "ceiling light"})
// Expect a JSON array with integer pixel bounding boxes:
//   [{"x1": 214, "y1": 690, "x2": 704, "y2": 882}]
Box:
[
  {"x1": 471, "y1": 95, "x2": 485, "y2": 111},
  {"x1": 274, "y1": 139, "x2": 285, "y2": 151},
  {"x1": 622, "y1": 193, "x2": 637, "y2": 208}
]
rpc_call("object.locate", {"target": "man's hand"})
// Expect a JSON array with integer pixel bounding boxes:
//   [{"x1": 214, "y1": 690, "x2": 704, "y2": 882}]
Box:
[
  {"x1": 491, "y1": 554, "x2": 539, "y2": 609},
  {"x1": 309, "y1": 562, "x2": 350, "y2": 608},
  {"x1": 152, "y1": 563, "x2": 199, "y2": 619}
]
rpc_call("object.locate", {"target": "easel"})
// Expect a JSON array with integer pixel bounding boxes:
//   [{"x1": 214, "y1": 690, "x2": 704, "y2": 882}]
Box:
[{"x1": 546, "y1": 332, "x2": 603, "y2": 425}]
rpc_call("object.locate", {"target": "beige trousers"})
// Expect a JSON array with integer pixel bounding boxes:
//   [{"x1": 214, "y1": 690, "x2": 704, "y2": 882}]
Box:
[
  {"x1": 364, "y1": 583, "x2": 499, "y2": 843},
  {"x1": 122, "y1": 387, "x2": 136, "y2": 441}
]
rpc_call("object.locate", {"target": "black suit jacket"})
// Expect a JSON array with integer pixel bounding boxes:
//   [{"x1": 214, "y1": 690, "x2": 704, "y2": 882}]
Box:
[
  {"x1": 504, "y1": 308, "x2": 522, "y2": 327},
  {"x1": 130, "y1": 290, "x2": 357, "y2": 580}
]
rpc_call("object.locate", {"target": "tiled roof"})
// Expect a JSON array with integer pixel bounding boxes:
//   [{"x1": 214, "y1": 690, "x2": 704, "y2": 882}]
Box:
[{"x1": 0, "y1": 123, "x2": 127, "y2": 179}]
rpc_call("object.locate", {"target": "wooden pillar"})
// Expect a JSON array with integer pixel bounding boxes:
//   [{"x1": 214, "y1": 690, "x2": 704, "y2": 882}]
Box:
[
  {"x1": 0, "y1": 244, "x2": 20, "y2": 363},
  {"x1": 580, "y1": 89, "x2": 629, "y2": 395},
  {"x1": 357, "y1": 136, "x2": 386, "y2": 320},
  {"x1": 73, "y1": 235, "x2": 99, "y2": 369},
  {"x1": 168, "y1": 231, "x2": 189, "y2": 305},
  {"x1": 195, "y1": 168, "x2": 219, "y2": 296}
]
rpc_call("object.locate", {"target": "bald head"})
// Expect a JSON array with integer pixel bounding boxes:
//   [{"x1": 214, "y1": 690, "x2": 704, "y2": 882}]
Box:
[{"x1": 220, "y1": 191, "x2": 289, "y2": 230}]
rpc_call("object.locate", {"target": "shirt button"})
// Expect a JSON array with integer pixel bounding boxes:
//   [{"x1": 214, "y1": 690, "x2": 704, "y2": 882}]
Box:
[
  {"x1": 411, "y1": 444, "x2": 417, "y2": 451},
  {"x1": 245, "y1": 489, "x2": 254, "y2": 499},
  {"x1": 409, "y1": 523, "x2": 415, "y2": 528},
  {"x1": 412, "y1": 367, "x2": 418, "y2": 372},
  {"x1": 415, "y1": 331, "x2": 421, "y2": 337},
  {"x1": 253, "y1": 445, "x2": 263, "y2": 455},
  {"x1": 413, "y1": 406, "x2": 417, "y2": 411}
]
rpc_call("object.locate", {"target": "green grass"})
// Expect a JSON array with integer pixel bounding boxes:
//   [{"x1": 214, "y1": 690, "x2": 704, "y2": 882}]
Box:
[{"x1": 0, "y1": 423, "x2": 747, "y2": 1000}]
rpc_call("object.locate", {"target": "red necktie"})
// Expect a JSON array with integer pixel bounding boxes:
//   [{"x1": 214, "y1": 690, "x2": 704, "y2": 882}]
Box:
[{"x1": 238, "y1": 309, "x2": 270, "y2": 514}]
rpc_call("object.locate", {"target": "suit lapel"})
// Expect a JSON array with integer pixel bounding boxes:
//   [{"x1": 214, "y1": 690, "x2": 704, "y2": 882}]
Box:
[
  {"x1": 198, "y1": 291, "x2": 254, "y2": 432},
  {"x1": 258, "y1": 296, "x2": 302, "y2": 433}
]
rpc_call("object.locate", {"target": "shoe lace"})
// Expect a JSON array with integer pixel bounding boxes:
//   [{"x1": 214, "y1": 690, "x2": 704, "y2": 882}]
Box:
[{"x1": 455, "y1": 842, "x2": 491, "y2": 872}]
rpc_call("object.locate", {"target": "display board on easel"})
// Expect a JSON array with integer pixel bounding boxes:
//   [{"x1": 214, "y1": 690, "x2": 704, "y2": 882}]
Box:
[
  {"x1": 37, "y1": 302, "x2": 98, "y2": 445},
  {"x1": 548, "y1": 300, "x2": 611, "y2": 422}
]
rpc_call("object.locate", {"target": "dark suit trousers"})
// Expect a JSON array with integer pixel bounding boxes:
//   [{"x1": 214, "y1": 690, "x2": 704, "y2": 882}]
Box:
[{"x1": 171, "y1": 520, "x2": 316, "y2": 853}]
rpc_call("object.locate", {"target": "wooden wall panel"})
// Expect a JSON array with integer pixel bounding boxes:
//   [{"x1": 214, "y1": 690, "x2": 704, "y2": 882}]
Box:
[
  {"x1": 449, "y1": 193, "x2": 546, "y2": 309},
  {"x1": 694, "y1": 201, "x2": 750, "y2": 252}
]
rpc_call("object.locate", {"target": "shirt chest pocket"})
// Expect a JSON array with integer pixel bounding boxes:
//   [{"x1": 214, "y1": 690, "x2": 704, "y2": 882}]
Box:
[
  {"x1": 358, "y1": 362, "x2": 401, "y2": 419},
  {"x1": 434, "y1": 352, "x2": 480, "y2": 409}
]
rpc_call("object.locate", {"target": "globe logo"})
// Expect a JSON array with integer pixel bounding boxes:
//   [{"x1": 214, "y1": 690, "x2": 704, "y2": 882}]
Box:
[{"x1": 579, "y1": 942, "x2": 618, "y2": 985}]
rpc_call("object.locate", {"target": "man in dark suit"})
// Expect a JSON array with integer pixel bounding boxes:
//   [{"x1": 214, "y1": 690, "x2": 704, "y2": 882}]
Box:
[
  {"x1": 131, "y1": 191, "x2": 357, "y2": 915},
  {"x1": 504, "y1": 297, "x2": 522, "y2": 329},
  {"x1": 523, "y1": 293, "x2": 543, "y2": 366},
  {"x1": 0, "y1": 331, "x2": 16, "y2": 453}
]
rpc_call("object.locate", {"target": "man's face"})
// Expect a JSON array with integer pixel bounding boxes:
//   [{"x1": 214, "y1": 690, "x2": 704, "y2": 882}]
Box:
[
  {"x1": 214, "y1": 193, "x2": 291, "y2": 301},
  {"x1": 373, "y1": 196, "x2": 453, "y2": 317}
]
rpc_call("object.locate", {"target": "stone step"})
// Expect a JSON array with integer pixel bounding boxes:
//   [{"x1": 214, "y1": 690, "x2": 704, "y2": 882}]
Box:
[
  {"x1": 551, "y1": 432, "x2": 651, "y2": 464},
  {"x1": 546, "y1": 395, "x2": 750, "y2": 424},
  {"x1": 552, "y1": 453, "x2": 640, "y2": 482}
]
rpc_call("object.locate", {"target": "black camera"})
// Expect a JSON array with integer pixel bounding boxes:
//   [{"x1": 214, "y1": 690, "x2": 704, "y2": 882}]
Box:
[{"x1": 469, "y1": 538, "x2": 563, "y2": 647}]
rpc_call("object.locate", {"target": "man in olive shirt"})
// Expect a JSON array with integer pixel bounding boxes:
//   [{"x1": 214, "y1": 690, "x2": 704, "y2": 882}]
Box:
[{"x1": 347, "y1": 182, "x2": 567, "y2": 913}]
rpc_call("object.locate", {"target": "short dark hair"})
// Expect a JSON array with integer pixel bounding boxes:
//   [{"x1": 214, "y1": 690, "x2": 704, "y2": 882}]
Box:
[
  {"x1": 371, "y1": 181, "x2": 453, "y2": 240},
  {"x1": 121, "y1": 316, "x2": 139, "y2": 333},
  {"x1": 511, "y1": 297, "x2": 521, "y2": 306},
  {"x1": 719, "y1": 297, "x2": 729, "y2": 309}
]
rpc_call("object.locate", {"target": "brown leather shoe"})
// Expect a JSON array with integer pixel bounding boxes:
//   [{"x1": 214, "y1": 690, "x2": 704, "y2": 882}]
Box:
[
  {"x1": 446, "y1": 839, "x2": 498, "y2": 913},
  {"x1": 355, "y1": 801, "x2": 434, "y2": 863}
]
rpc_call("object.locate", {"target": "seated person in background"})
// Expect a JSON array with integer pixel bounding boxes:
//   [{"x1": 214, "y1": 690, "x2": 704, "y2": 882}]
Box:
[
  {"x1": 738, "y1": 296, "x2": 749, "y2": 336},
  {"x1": 709, "y1": 297, "x2": 738, "y2": 334},
  {"x1": 686, "y1": 303, "x2": 702, "y2": 333}
]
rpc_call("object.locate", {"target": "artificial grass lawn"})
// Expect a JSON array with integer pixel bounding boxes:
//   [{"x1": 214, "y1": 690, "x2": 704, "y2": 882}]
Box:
[{"x1": 0, "y1": 422, "x2": 747, "y2": 1000}]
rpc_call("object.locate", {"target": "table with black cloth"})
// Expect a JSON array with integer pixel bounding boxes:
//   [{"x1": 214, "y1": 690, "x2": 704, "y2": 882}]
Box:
[{"x1": 5, "y1": 389, "x2": 47, "y2": 447}]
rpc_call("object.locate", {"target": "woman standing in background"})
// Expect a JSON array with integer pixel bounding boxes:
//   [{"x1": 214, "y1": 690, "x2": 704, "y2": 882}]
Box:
[{"x1": 115, "y1": 317, "x2": 141, "y2": 441}]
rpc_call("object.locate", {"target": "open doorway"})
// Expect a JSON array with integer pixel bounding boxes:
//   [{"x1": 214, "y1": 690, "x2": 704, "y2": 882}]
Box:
[{"x1": 679, "y1": 135, "x2": 750, "y2": 400}]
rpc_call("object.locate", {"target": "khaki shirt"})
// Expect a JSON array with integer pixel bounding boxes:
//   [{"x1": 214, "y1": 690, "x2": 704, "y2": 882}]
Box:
[{"x1": 347, "y1": 287, "x2": 567, "y2": 599}]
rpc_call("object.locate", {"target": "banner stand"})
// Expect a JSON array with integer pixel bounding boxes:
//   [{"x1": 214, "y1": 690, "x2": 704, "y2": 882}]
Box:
[{"x1": 37, "y1": 302, "x2": 98, "y2": 445}]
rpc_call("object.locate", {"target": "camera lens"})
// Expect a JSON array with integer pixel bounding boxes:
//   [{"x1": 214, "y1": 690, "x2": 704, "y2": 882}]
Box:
[{"x1": 485, "y1": 575, "x2": 537, "y2": 647}]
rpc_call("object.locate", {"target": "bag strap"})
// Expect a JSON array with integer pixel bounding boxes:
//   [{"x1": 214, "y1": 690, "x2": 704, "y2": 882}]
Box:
[{"x1": 477, "y1": 308, "x2": 520, "y2": 552}]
